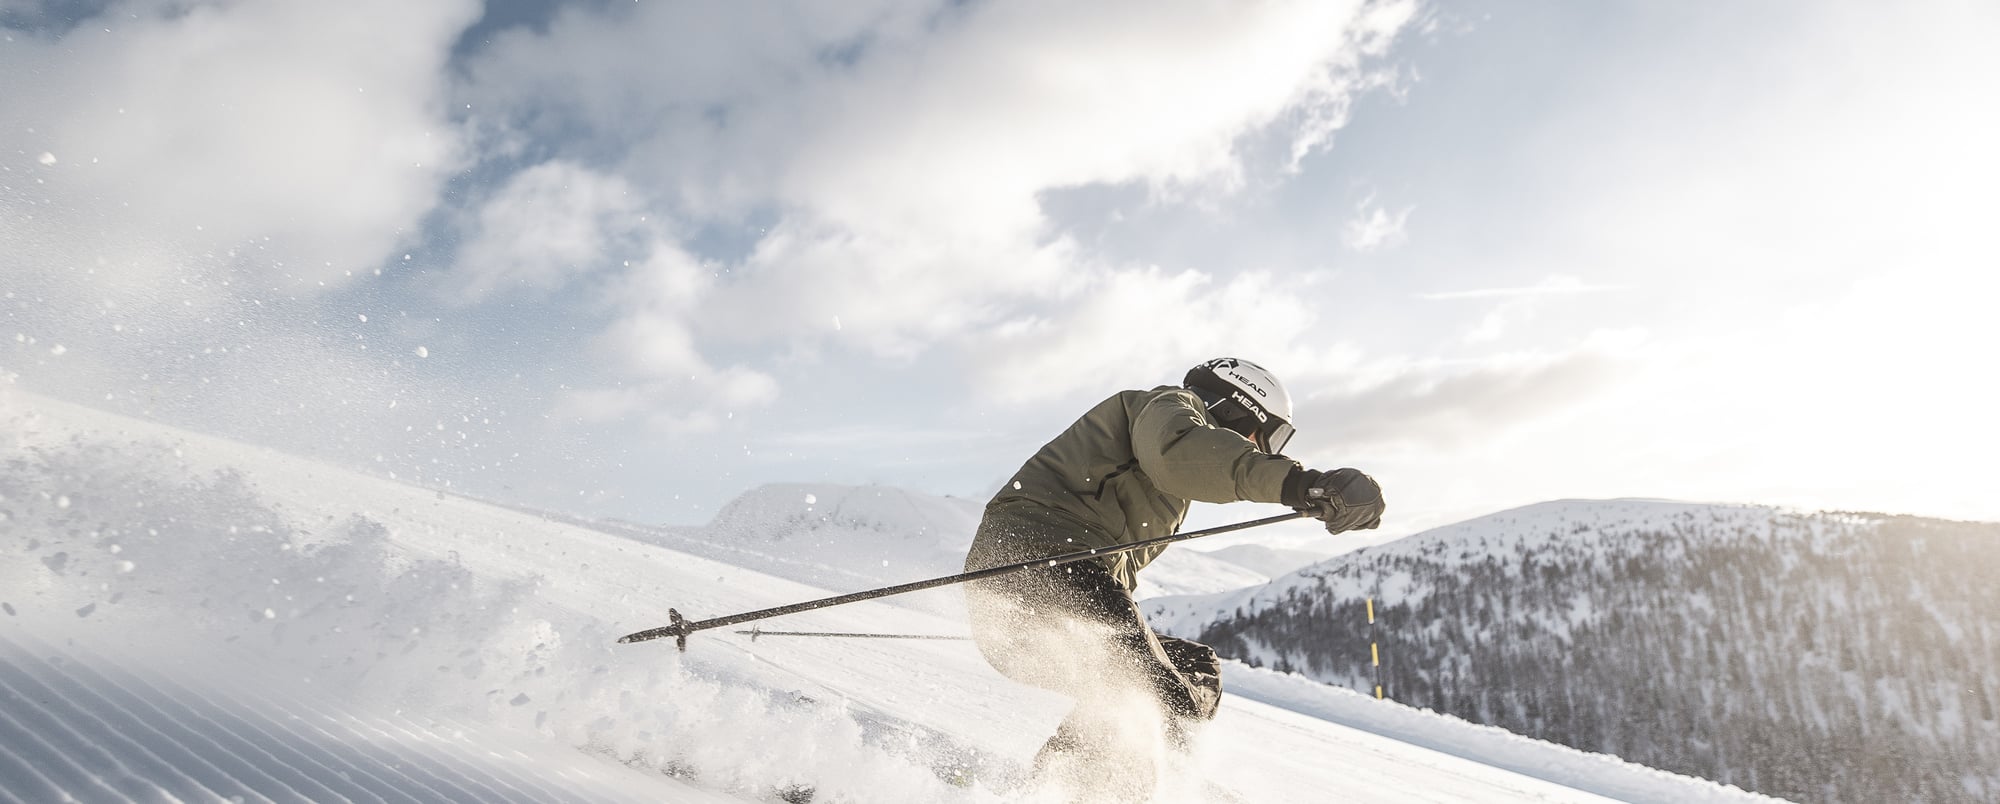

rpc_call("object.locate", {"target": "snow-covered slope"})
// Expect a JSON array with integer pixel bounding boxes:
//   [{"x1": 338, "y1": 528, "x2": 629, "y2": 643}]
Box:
[{"x1": 1, "y1": 391, "x2": 1780, "y2": 803}]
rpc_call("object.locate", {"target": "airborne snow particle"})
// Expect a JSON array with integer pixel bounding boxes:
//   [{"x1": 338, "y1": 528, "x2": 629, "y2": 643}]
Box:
[
  {"x1": 510, "y1": 693, "x2": 531, "y2": 706},
  {"x1": 358, "y1": 314, "x2": 368, "y2": 323},
  {"x1": 415, "y1": 346, "x2": 429, "y2": 358},
  {"x1": 805, "y1": 494, "x2": 817, "y2": 505},
  {"x1": 38, "y1": 152, "x2": 56, "y2": 165},
  {"x1": 1013, "y1": 481, "x2": 1023, "y2": 490},
  {"x1": 57, "y1": 495, "x2": 71, "y2": 508},
  {"x1": 116, "y1": 561, "x2": 136, "y2": 574},
  {"x1": 75, "y1": 602, "x2": 95, "y2": 618},
  {"x1": 50, "y1": 344, "x2": 67, "y2": 356},
  {"x1": 263, "y1": 608, "x2": 277, "y2": 619}
]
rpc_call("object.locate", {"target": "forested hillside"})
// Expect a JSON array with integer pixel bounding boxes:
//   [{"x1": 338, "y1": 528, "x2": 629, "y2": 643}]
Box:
[{"x1": 1146, "y1": 501, "x2": 2000, "y2": 803}]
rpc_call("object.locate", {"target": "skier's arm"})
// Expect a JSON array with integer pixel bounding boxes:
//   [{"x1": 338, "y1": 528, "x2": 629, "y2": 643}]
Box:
[{"x1": 1130, "y1": 390, "x2": 1298, "y2": 504}]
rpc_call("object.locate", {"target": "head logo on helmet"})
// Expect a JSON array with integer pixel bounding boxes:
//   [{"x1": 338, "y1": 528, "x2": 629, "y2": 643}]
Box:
[{"x1": 1183, "y1": 357, "x2": 1296, "y2": 454}]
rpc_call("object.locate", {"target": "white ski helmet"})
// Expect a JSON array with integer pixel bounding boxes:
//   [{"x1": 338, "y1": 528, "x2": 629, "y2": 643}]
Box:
[{"x1": 1183, "y1": 357, "x2": 1295, "y2": 454}]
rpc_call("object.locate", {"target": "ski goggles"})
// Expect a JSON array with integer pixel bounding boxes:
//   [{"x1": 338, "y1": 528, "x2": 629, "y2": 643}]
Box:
[
  {"x1": 1263, "y1": 420, "x2": 1296, "y2": 455},
  {"x1": 1209, "y1": 394, "x2": 1295, "y2": 455}
]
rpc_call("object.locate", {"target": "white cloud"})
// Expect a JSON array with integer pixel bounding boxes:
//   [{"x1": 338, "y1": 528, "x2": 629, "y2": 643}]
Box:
[
  {"x1": 456, "y1": 1, "x2": 929, "y2": 220},
  {"x1": 450, "y1": 161, "x2": 648, "y2": 301},
  {"x1": 1285, "y1": 0, "x2": 1421, "y2": 169},
  {"x1": 597, "y1": 250, "x2": 716, "y2": 378},
  {"x1": 459, "y1": 0, "x2": 1422, "y2": 376},
  {"x1": 0, "y1": 0, "x2": 1436, "y2": 518},
  {"x1": 1341, "y1": 195, "x2": 1414, "y2": 252},
  {"x1": 554, "y1": 245, "x2": 780, "y2": 433},
  {"x1": 1418, "y1": 276, "x2": 1619, "y2": 301},
  {"x1": 1416, "y1": 276, "x2": 1621, "y2": 344},
  {"x1": 776, "y1": 0, "x2": 1421, "y2": 236},
  {"x1": 973, "y1": 266, "x2": 1341, "y2": 405},
  {"x1": 0, "y1": 0, "x2": 480, "y2": 294},
  {"x1": 554, "y1": 365, "x2": 779, "y2": 435},
  {"x1": 1292, "y1": 345, "x2": 1626, "y2": 454}
]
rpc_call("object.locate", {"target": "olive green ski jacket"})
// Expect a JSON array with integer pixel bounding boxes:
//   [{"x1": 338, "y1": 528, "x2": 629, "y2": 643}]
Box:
[{"x1": 970, "y1": 386, "x2": 1301, "y2": 590}]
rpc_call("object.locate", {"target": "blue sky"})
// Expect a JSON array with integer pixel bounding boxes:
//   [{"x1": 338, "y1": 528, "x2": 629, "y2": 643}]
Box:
[{"x1": 3, "y1": 0, "x2": 1996, "y2": 547}]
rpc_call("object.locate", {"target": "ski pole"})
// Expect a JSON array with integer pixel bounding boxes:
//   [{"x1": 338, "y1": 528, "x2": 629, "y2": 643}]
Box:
[
  {"x1": 617, "y1": 510, "x2": 1309, "y2": 650},
  {"x1": 735, "y1": 626, "x2": 970, "y2": 642}
]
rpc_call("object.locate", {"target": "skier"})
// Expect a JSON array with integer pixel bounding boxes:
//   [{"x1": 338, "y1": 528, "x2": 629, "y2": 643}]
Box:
[{"x1": 963, "y1": 357, "x2": 1385, "y2": 796}]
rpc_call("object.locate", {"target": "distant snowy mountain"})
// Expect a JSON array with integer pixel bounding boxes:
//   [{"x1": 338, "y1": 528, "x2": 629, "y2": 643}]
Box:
[
  {"x1": 1189, "y1": 543, "x2": 1329, "y2": 579},
  {"x1": 1130, "y1": 545, "x2": 1272, "y2": 599},
  {"x1": 702, "y1": 481, "x2": 983, "y2": 590},
  {"x1": 0, "y1": 390, "x2": 1783, "y2": 803},
  {"x1": 613, "y1": 481, "x2": 1274, "y2": 602},
  {"x1": 1146, "y1": 499, "x2": 2000, "y2": 804}
]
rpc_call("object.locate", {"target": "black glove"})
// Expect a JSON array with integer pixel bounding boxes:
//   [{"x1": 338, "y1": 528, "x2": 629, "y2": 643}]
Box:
[{"x1": 1282, "y1": 467, "x2": 1384, "y2": 534}]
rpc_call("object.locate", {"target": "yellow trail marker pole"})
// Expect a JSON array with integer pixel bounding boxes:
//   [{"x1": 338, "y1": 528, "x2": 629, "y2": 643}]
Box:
[{"x1": 1368, "y1": 597, "x2": 1384, "y2": 700}]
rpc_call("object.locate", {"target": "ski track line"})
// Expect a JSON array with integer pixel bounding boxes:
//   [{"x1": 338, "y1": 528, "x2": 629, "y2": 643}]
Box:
[
  {"x1": 374, "y1": 711, "x2": 652, "y2": 804},
  {"x1": 178, "y1": 654, "x2": 625, "y2": 804},
  {"x1": 33, "y1": 641, "x2": 376, "y2": 804},
  {"x1": 0, "y1": 649, "x2": 238, "y2": 804},
  {"x1": 70, "y1": 650, "x2": 409, "y2": 804},
  {"x1": 3, "y1": 631, "x2": 657, "y2": 802},
  {"x1": 229, "y1": 684, "x2": 591, "y2": 804},
  {"x1": 6, "y1": 640, "x2": 363, "y2": 804},
  {"x1": 417, "y1": 708, "x2": 679, "y2": 804},
  {"x1": 0, "y1": 715, "x2": 75, "y2": 804},
  {"x1": 115, "y1": 666, "x2": 467, "y2": 804},
  {"x1": 387, "y1": 718, "x2": 632, "y2": 804},
  {"x1": 9, "y1": 636, "x2": 368, "y2": 804},
  {"x1": 0, "y1": 663, "x2": 156, "y2": 803},
  {"x1": 248, "y1": 701, "x2": 524, "y2": 804}
]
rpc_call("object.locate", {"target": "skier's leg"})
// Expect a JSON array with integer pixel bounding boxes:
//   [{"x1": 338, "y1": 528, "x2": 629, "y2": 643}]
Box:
[
  {"x1": 963, "y1": 511, "x2": 1218, "y2": 792},
  {"x1": 1057, "y1": 562, "x2": 1221, "y2": 723},
  {"x1": 1030, "y1": 709, "x2": 1086, "y2": 772},
  {"x1": 1154, "y1": 635, "x2": 1221, "y2": 751},
  {"x1": 1155, "y1": 635, "x2": 1222, "y2": 719},
  {"x1": 967, "y1": 559, "x2": 1156, "y2": 796},
  {"x1": 964, "y1": 511, "x2": 1131, "y2": 696}
]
